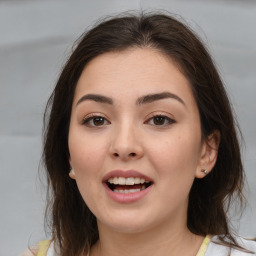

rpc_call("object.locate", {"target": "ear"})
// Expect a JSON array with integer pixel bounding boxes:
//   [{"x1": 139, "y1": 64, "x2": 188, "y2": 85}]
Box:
[
  {"x1": 69, "y1": 168, "x2": 76, "y2": 179},
  {"x1": 69, "y1": 159, "x2": 76, "y2": 179},
  {"x1": 195, "y1": 130, "x2": 220, "y2": 178}
]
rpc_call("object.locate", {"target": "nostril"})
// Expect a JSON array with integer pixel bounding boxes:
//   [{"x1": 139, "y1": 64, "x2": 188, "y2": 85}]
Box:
[{"x1": 112, "y1": 151, "x2": 138, "y2": 158}]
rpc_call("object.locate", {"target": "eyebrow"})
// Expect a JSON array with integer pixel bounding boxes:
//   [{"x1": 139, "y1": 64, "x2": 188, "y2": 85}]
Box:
[
  {"x1": 136, "y1": 92, "x2": 185, "y2": 106},
  {"x1": 76, "y1": 94, "x2": 113, "y2": 106},
  {"x1": 76, "y1": 92, "x2": 185, "y2": 107}
]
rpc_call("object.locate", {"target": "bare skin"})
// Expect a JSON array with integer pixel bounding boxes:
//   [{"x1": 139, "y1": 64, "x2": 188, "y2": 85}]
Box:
[
  {"x1": 90, "y1": 222, "x2": 205, "y2": 256},
  {"x1": 21, "y1": 246, "x2": 38, "y2": 256},
  {"x1": 68, "y1": 48, "x2": 219, "y2": 256},
  {"x1": 22, "y1": 48, "x2": 219, "y2": 256}
]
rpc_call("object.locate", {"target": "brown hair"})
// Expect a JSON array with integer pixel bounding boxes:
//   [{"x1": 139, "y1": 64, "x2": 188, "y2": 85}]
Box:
[{"x1": 43, "y1": 12, "x2": 247, "y2": 255}]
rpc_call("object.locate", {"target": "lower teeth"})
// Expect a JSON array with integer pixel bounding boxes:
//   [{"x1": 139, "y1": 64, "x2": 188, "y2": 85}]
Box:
[{"x1": 113, "y1": 185, "x2": 146, "y2": 194}]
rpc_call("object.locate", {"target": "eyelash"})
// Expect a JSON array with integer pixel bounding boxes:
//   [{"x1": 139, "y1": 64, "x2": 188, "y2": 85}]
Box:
[
  {"x1": 82, "y1": 114, "x2": 110, "y2": 127},
  {"x1": 82, "y1": 114, "x2": 176, "y2": 128},
  {"x1": 145, "y1": 114, "x2": 176, "y2": 127}
]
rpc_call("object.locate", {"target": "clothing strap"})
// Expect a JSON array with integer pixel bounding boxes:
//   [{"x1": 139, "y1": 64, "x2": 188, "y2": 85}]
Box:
[
  {"x1": 196, "y1": 235, "x2": 211, "y2": 256},
  {"x1": 37, "y1": 240, "x2": 51, "y2": 256}
]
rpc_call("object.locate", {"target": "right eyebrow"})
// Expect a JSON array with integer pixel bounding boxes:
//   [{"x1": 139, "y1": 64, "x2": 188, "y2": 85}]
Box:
[{"x1": 76, "y1": 94, "x2": 113, "y2": 106}]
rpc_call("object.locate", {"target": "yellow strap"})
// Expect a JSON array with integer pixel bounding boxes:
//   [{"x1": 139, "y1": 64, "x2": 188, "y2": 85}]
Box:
[
  {"x1": 196, "y1": 235, "x2": 211, "y2": 256},
  {"x1": 37, "y1": 240, "x2": 51, "y2": 256}
]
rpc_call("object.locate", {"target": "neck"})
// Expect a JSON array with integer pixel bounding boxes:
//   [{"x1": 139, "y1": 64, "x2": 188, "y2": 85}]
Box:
[{"x1": 91, "y1": 217, "x2": 204, "y2": 256}]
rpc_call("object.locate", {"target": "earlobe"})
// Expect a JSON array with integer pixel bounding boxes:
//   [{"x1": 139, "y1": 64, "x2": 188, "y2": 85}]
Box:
[
  {"x1": 69, "y1": 167, "x2": 76, "y2": 179},
  {"x1": 69, "y1": 158, "x2": 76, "y2": 179},
  {"x1": 201, "y1": 169, "x2": 208, "y2": 175},
  {"x1": 196, "y1": 130, "x2": 220, "y2": 178}
]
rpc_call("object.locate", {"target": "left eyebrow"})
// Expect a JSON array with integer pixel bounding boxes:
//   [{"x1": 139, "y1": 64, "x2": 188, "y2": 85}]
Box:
[{"x1": 136, "y1": 92, "x2": 186, "y2": 106}]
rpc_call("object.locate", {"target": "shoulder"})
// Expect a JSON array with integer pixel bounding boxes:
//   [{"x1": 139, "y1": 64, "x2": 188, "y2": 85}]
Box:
[
  {"x1": 205, "y1": 235, "x2": 256, "y2": 256},
  {"x1": 20, "y1": 240, "x2": 53, "y2": 256},
  {"x1": 20, "y1": 245, "x2": 38, "y2": 256}
]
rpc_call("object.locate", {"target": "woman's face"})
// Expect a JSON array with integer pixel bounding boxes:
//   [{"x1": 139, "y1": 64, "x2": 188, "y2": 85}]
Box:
[{"x1": 68, "y1": 48, "x2": 209, "y2": 234}]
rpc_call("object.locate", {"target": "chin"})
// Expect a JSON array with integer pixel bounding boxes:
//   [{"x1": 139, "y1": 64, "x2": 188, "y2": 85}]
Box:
[{"x1": 97, "y1": 211, "x2": 158, "y2": 234}]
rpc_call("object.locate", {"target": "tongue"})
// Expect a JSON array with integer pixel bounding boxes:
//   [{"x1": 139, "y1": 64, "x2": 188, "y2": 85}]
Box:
[{"x1": 112, "y1": 184, "x2": 144, "y2": 190}]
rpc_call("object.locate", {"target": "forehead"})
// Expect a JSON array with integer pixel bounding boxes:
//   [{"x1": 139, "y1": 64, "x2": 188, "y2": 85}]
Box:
[{"x1": 74, "y1": 48, "x2": 195, "y2": 106}]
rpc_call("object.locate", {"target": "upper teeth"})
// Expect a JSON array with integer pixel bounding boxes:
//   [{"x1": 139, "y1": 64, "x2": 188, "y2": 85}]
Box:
[{"x1": 108, "y1": 177, "x2": 149, "y2": 185}]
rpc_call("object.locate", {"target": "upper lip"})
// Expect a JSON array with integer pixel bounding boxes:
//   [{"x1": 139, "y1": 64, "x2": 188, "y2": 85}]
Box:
[{"x1": 102, "y1": 170, "x2": 153, "y2": 183}]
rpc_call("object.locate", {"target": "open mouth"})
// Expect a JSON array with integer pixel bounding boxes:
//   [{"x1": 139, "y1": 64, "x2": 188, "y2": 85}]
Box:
[{"x1": 106, "y1": 177, "x2": 153, "y2": 194}]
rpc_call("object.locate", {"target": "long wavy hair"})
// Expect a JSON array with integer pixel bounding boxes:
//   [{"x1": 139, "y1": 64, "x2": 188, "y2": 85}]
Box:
[{"x1": 43, "y1": 12, "x2": 246, "y2": 255}]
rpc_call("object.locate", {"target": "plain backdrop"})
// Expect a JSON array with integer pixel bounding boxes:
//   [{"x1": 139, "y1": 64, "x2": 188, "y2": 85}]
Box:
[{"x1": 0, "y1": 0, "x2": 255, "y2": 255}]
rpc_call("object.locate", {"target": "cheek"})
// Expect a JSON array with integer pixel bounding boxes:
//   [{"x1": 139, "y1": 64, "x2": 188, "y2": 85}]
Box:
[
  {"x1": 68, "y1": 133, "x2": 107, "y2": 208},
  {"x1": 146, "y1": 133, "x2": 200, "y2": 209},
  {"x1": 69, "y1": 130, "x2": 108, "y2": 171},
  {"x1": 146, "y1": 127, "x2": 201, "y2": 180}
]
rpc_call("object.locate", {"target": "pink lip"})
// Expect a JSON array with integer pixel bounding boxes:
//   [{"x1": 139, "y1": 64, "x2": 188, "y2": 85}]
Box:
[{"x1": 102, "y1": 170, "x2": 153, "y2": 204}]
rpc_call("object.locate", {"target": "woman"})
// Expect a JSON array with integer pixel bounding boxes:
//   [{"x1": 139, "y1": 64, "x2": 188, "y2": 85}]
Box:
[{"x1": 23, "y1": 12, "x2": 256, "y2": 256}]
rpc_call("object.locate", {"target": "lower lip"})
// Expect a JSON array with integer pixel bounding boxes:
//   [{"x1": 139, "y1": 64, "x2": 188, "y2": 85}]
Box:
[{"x1": 103, "y1": 183, "x2": 152, "y2": 203}]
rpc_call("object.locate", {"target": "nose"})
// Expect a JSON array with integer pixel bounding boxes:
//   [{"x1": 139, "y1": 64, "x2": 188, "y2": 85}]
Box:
[{"x1": 109, "y1": 123, "x2": 143, "y2": 161}]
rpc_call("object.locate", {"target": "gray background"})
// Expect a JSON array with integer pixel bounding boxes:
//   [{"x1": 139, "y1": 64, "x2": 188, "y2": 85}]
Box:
[{"x1": 0, "y1": 0, "x2": 255, "y2": 255}]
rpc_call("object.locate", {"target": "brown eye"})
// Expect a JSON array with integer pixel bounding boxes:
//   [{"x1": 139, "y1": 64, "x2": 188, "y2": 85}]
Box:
[
  {"x1": 93, "y1": 117, "x2": 105, "y2": 126},
  {"x1": 146, "y1": 115, "x2": 175, "y2": 127},
  {"x1": 153, "y1": 116, "x2": 166, "y2": 125},
  {"x1": 82, "y1": 116, "x2": 110, "y2": 127}
]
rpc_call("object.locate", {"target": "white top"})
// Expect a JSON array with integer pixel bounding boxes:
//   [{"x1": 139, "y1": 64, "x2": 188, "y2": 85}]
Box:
[
  {"x1": 46, "y1": 243, "x2": 55, "y2": 256},
  {"x1": 205, "y1": 236, "x2": 256, "y2": 256},
  {"x1": 46, "y1": 235, "x2": 256, "y2": 256}
]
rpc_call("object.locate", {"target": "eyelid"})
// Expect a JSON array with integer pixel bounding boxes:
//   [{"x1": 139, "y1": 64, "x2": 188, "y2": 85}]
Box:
[
  {"x1": 144, "y1": 112, "x2": 176, "y2": 126},
  {"x1": 81, "y1": 113, "x2": 110, "y2": 127}
]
